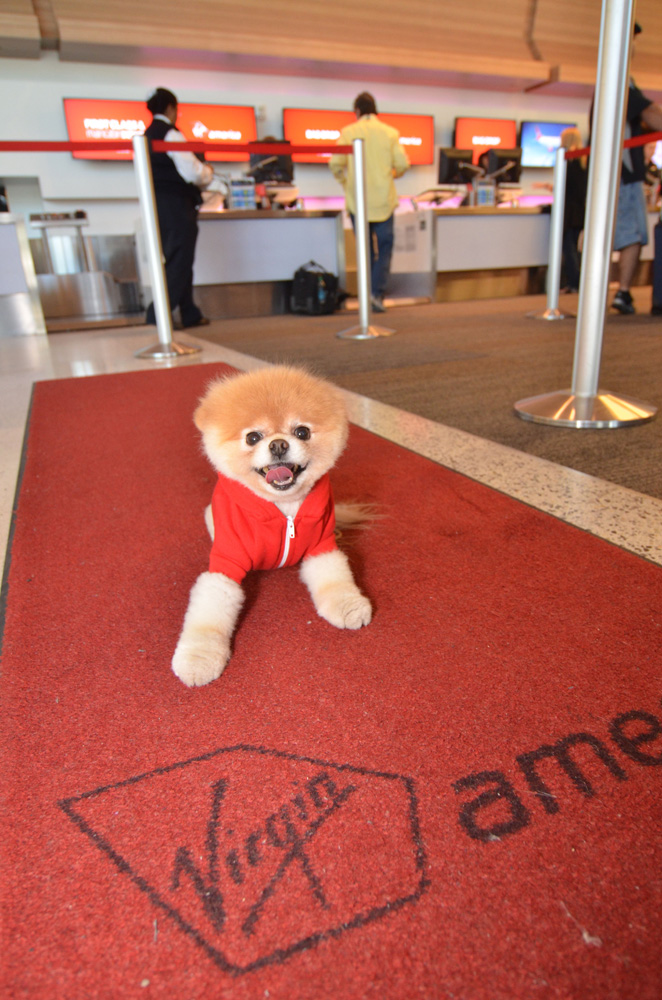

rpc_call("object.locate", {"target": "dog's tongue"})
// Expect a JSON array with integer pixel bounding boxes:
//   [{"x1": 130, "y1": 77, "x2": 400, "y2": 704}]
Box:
[{"x1": 266, "y1": 465, "x2": 294, "y2": 485}]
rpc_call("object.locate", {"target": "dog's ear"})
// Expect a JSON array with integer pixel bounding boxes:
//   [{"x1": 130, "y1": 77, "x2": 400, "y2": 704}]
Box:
[
  {"x1": 193, "y1": 400, "x2": 209, "y2": 431},
  {"x1": 194, "y1": 383, "x2": 222, "y2": 431}
]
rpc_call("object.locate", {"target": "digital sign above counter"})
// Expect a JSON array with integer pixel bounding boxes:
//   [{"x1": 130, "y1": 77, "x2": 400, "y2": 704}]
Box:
[
  {"x1": 453, "y1": 117, "x2": 518, "y2": 164},
  {"x1": 282, "y1": 108, "x2": 435, "y2": 165},
  {"x1": 519, "y1": 121, "x2": 577, "y2": 168},
  {"x1": 62, "y1": 99, "x2": 257, "y2": 161}
]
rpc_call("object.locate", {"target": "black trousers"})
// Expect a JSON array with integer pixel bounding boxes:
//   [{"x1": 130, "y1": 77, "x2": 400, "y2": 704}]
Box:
[{"x1": 145, "y1": 193, "x2": 203, "y2": 326}]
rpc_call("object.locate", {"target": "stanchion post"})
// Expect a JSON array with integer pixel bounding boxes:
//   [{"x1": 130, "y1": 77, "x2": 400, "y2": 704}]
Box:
[
  {"x1": 528, "y1": 146, "x2": 569, "y2": 320},
  {"x1": 132, "y1": 134, "x2": 201, "y2": 360},
  {"x1": 337, "y1": 137, "x2": 395, "y2": 339},
  {"x1": 354, "y1": 137, "x2": 373, "y2": 331},
  {"x1": 514, "y1": 0, "x2": 656, "y2": 428}
]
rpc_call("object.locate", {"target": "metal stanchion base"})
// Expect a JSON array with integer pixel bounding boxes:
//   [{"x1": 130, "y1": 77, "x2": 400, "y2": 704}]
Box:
[
  {"x1": 526, "y1": 307, "x2": 572, "y2": 321},
  {"x1": 135, "y1": 340, "x2": 202, "y2": 360},
  {"x1": 336, "y1": 323, "x2": 396, "y2": 340},
  {"x1": 514, "y1": 389, "x2": 657, "y2": 428}
]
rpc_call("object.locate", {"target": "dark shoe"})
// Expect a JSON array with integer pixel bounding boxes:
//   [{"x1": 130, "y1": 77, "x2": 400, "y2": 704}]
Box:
[
  {"x1": 182, "y1": 316, "x2": 210, "y2": 328},
  {"x1": 611, "y1": 290, "x2": 635, "y2": 314},
  {"x1": 371, "y1": 296, "x2": 386, "y2": 313},
  {"x1": 651, "y1": 304, "x2": 662, "y2": 315}
]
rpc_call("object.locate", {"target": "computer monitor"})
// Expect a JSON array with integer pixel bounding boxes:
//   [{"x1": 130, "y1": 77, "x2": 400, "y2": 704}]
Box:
[
  {"x1": 486, "y1": 148, "x2": 522, "y2": 183},
  {"x1": 247, "y1": 141, "x2": 294, "y2": 184},
  {"x1": 437, "y1": 148, "x2": 480, "y2": 185}
]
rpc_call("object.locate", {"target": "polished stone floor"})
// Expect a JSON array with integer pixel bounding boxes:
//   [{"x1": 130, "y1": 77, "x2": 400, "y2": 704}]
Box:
[{"x1": 2, "y1": 322, "x2": 662, "y2": 576}]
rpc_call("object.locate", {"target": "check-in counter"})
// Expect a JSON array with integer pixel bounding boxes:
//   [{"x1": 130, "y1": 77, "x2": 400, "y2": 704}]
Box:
[
  {"x1": 0, "y1": 214, "x2": 46, "y2": 335},
  {"x1": 385, "y1": 206, "x2": 551, "y2": 302},
  {"x1": 432, "y1": 205, "x2": 551, "y2": 301},
  {"x1": 340, "y1": 206, "x2": 551, "y2": 301},
  {"x1": 192, "y1": 208, "x2": 345, "y2": 318}
]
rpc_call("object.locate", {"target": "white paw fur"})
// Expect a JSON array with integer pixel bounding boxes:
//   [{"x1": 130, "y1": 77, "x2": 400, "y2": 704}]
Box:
[
  {"x1": 172, "y1": 572, "x2": 244, "y2": 687},
  {"x1": 300, "y1": 550, "x2": 372, "y2": 630}
]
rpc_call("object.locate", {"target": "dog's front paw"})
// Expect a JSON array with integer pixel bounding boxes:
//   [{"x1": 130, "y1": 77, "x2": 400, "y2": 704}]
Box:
[
  {"x1": 316, "y1": 586, "x2": 373, "y2": 630},
  {"x1": 300, "y1": 550, "x2": 372, "y2": 631},
  {"x1": 172, "y1": 630, "x2": 231, "y2": 687},
  {"x1": 171, "y1": 572, "x2": 245, "y2": 687}
]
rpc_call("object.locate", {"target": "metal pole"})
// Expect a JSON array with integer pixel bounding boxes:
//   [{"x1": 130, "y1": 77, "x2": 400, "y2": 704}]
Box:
[
  {"x1": 337, "y1": 137, "x2": 395, "y2": 339},
  {"x1": 528, "y1": 146, "x2": 569, "y2": 320},
  {"x1": 514, "y1": 0, "x2": 656, "y2": 428},
  {"x1": 132, "y1": 134, "x2": 201, "y2": 360},
  {"x1": 572, "y1": 0, "x2": 629, "y2": 397}
]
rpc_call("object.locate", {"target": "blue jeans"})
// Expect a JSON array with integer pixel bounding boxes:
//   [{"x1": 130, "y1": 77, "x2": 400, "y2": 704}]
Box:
[{"x1": 350, "y1": 214, "x2": 395, "y2": 300}]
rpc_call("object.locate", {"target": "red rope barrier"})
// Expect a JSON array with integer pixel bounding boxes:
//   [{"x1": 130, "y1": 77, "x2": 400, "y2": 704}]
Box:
[
  {"x1": 0, "y1": 140, "x2": 352, "y2": 155},
  {"x1": 2, "y1": 132, "x2": 659, "y2": 161},
  {"x1": 565, "y1": 129, "x2": 662, "y2": 159}
]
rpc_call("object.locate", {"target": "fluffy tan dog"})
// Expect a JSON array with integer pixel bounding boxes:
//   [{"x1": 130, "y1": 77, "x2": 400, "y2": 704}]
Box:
[{"x1": 172, "y1": 366, "x2": 372, "y2": 686}]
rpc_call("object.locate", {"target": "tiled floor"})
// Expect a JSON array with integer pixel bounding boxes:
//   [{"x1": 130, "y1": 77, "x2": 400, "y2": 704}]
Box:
[{"x1": 2, "y1": 322, "x2": 662, "y2": 577}]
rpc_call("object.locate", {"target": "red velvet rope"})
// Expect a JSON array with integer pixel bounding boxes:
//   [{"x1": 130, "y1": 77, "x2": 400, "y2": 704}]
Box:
[
  {"x1": 1, "y1": 132, "x2": 659, "y2": 161},
  {"x1": 0, "y1": 140, "x2": 352, "y2": 154},
  {"x1": 565, "y1": 129, "x2": 662, "y2": 159}
]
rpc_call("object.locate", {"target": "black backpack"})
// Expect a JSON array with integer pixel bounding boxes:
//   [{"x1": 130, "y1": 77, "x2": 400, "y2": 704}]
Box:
[{"x1": 290, "y1": 261, "x2": 339, "y2": 315}]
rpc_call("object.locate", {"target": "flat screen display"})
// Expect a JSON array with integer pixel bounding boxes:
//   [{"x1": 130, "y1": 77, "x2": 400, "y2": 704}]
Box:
[
  {"x1": 380, "y1": 113, "x2": 435, "y2": 166},
  {"x1": 63, "y1": 99, "x2": 147, "y2": 159},
  {"x1": 282, "y1": 108, "x2": 435, "y2": 165},
  {"x1": 520, "y1": 121, "x2": 577, "y2": 168},
  {"x1": 453, "y1": 117, "x2": 518, "y2": 164},
  {"x1": 282, "y1": 109, "x2": 356, "y2": 163},
  {"x1": 175, "y1": 103, "x2": 257, "y2": 162},
  {"x1": 63, "y1": 99, "x2": 257, "y2": 161}
]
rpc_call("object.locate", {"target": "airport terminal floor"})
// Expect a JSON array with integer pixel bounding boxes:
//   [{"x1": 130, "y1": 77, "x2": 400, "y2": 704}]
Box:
[{"x1": 2, "y1": 287, "x2": 662, "y2": 573}]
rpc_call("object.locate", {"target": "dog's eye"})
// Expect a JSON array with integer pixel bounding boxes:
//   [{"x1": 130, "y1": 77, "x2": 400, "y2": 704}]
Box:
[
  {"x1": 294, "y1": 426, "x2": 311, "y2": 440},
  {"x1": 245, "y1": 431, "x2": 263, "y2": 446}
]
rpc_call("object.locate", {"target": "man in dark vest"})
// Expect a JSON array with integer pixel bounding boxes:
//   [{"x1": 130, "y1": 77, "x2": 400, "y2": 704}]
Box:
[{"x1": 144, "y1": 88, "x2": 213, "y2": 328}]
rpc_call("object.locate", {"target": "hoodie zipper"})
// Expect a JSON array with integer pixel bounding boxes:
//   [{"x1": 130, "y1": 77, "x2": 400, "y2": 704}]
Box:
[{"x1": 277, "y1": 515, "x2": 296, "y2": 568}]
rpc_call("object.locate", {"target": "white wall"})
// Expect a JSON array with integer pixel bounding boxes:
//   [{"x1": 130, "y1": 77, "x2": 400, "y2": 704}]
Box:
[{"x1": 0, "y1": 51, "x2": 592, "y2": 237}]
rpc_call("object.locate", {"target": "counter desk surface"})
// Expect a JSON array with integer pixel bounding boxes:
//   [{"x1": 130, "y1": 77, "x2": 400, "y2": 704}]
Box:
[{"x1": 194, "y1": 208, "x2": 345, "y2": 286}]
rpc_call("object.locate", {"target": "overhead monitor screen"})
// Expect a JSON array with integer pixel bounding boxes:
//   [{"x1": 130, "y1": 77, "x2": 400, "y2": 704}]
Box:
[
  {"x1": 282, "y1": 109, "x2": 355, "y2": 163},
  {"x1": 175, "y1": 103, "x2": 257, "y2": 161},
  {"x1": 282, "y1": 108, "x2": 435, "y2": 164},
  {"x1": 380, "y1": 113, "x2": 435, "y2": 166},
  {"x1": 63, "y1": 99, "x2": 257, "y2": 161},
  {"x1": 520, "y1": 120, "x2": 578, "y2": 167},
  {"x1": 63, "y1": 99, "x2": 147, "y2": 159},
  {"x1": 453, "y1": 117, "x2": 518, "y2": 164}
]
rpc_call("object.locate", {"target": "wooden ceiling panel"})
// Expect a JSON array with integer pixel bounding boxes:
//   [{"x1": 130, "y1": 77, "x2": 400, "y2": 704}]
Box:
[
  {"x1": 6, "y1": 0, "x2": 662, "y2": 96},
  {"x1": 532, "y1": 0, "x2": 661, "y2": 81},
  {"x1": 0, "y1": 0, "x2": 42, "y2": 58},
  {"x1": 51, "y1": 0, "x2": 536, "y2": 62}
]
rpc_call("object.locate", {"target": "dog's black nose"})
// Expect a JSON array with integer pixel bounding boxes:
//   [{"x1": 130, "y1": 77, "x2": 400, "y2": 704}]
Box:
[{"x1": 269, "y1": 438, "x2": 289, "y2": 458}]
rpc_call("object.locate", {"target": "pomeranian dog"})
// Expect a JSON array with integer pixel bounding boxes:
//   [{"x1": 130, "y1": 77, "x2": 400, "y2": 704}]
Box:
[{"x1": 172, "y1": 365, "x2": 372, "y2": 687}]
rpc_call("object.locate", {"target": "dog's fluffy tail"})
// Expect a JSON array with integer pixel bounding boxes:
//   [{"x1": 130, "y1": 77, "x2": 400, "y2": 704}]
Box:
[{"x1": 334, "y1": 502, "x2": 380, "y2": 540}]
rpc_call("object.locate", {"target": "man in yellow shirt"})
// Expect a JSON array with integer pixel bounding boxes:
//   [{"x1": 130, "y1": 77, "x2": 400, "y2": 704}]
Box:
[{"x1": 330, "y1": 93, "x2": 410, "y2": 311}]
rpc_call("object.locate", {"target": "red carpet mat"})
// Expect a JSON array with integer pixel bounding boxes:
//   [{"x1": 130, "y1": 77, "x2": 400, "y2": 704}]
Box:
[{"x1": 2, "y1": 362, "x2": 662, "y2": 1000}]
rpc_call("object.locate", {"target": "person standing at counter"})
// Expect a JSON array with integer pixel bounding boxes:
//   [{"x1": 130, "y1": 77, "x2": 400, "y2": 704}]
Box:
[
  {"x1": 597, "y1": 23, "x2": 662, "y2": 315},
  {"x1": 144, "y1": 87, "x2": 213, "y2": 329},
  {"x1": 559, "y1": 128, "x2": 587, "y2": 293},
  {"x1": 329, "y1": 92, "x2": 409, "y2": 312}
]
